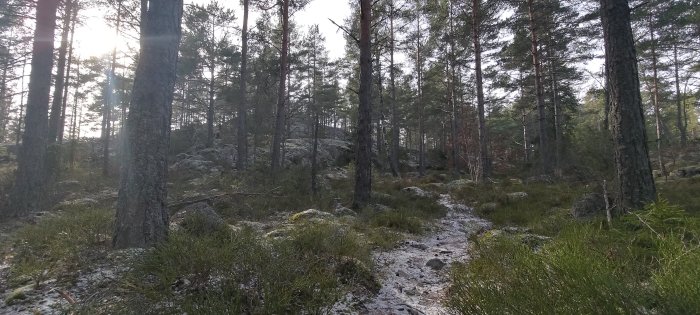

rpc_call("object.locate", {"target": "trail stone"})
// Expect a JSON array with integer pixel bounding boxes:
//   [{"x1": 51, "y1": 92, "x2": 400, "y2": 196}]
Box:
[
  {"x1": 170, "y1": 202, "x2": 227, "y2": 233},
  {"x1": 425, "y1": 258, "x2": 446, "y2": 271},
  {"x1": 290, "y1": 209, "x2": 335, "y2": 222},
  {"x1": 571, "y1": 193, "x2": 606, "y2": 219},
  {"x1": 402, "y1": 187, "x2": 432, "y2": 198}
]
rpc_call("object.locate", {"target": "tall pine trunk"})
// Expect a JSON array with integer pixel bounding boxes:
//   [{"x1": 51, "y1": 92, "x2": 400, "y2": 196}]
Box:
[
  {"x1": 354, "y1": 0, "x2": 373, "y2": 209},
  {"x1": 48, "y1": 0, "x2": 73, "y2": 144},
  {"x1": 237, "y1": 0, "x2": 249, "y2": 170},
  {"x1": 388, "y1": 0, "x2": 400, "y2": 177},
  {"x1": 673, "y1": 42, "x2": 686, "y2": 147},
  {"x1": 113, "y1": 0, "x2": 183, "y2": 248},
  {"x1": 271, "y1": 0, "x2": 289, "y2": 175},
  {"x1": 527, "y1": 0, "x2": 551, "y2": 175},
  {"x1": 7, "y1": 0, "x2": 60, "y2": 218},
  {"x1": 601, "y1": 0, "x2": 656, "y2": 210},
  {"x1": 649, "y1": 18, "x2": 665, "y2": 175},
  {"x1": 473, "y1": 0, "x2": 490, "y2": 180}
]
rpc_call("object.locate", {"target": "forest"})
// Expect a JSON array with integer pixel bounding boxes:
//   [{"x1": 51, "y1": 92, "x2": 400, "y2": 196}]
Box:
[{"x1": 0, "y1": 0, "x2": 699, "y2": 313}]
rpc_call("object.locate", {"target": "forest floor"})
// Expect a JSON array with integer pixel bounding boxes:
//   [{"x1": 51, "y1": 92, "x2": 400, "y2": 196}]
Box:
[
  {"x1": 331, "y1": 194, "x2": 491, "y2": 314},
  {"x1": 1, "y1": 141, "x2": 700, "y2": 314}
]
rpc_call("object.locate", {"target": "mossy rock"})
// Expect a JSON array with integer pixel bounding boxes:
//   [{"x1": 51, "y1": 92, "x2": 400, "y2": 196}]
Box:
[
  {"x1": 335, "y1": 256, "x2": 380, "y2": 294},
  {"x1": 4, "y1": 284, "x2": 33, "y2": 305}
]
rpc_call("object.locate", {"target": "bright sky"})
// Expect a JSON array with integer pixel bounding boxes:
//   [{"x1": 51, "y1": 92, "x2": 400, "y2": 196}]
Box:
[{"x1": 75, "y1": 0, "x2": 352, "y2": 60}]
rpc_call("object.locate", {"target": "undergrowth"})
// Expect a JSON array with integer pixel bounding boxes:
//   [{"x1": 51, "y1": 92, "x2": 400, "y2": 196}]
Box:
[
  {"x1": 449, "y1": 199, "x2": 700, "y2": 314},
  {"x1": 7, "y1": 206, "x2": 113, "y2": 287},
  {"x1": 114, "y1": 222, "x2": 374, "y2": 314}
]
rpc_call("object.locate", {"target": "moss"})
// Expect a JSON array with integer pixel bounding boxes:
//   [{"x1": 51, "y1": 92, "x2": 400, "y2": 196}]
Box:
[{"x1": 4, "y1": 284, "x2": 33, "y2": 305}]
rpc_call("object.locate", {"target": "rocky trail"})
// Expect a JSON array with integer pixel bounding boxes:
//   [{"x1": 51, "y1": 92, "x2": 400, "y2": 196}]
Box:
[{"x1": 332, "y1": 193, "x2": 492, "y2": 315}]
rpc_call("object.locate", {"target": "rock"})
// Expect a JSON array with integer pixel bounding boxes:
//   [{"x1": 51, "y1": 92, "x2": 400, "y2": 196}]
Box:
[
  {"x1": 324, "y1": 167, "x2": 349, "y2": 181},
  {"x1": 335, "y1": 256, "x2": 380, "y2": 293},
  {"x1": 4, "y1": 284, "x2": 33, "y2": 305},
  {"x1": 426, "y1": 258, "x2": 446, "y2": 271},
  {"x1": 402, "y1": 186, "x2": 432, "y2": 198},
  {"x1": 265, "y1": 226, "x2": 295, "y2": 239},
  {"x1": 571, "y1": 193, "x2": 606, "y2": 219},
  {"x1": 446, "y1": 179, "x2": 475, "y2": 190},
  {"x1": 506, "y1": 192, "x2": 528, "y2": 200},
  {"x1": 520, "y1": 234, "x2": 552, "y2": 250},
  {"x1": 334, "y1": 206, "x2": 357, "y2": 217},
  {"x1": 170, "y1": 202, "x2": 227, "y2": 234},
  {"x1": 56, "y1": 198, "x2": 98, "y2": 209},
  {"x1": 478, "y1": 202, "x2": 498, "y2": 214},
  {"x1": 671, "y1": 165, "x2": 700, "y2": 178},
  {"x1": 370, "y1": 203, "x2": 394, "y2": 212},
  {"x1": 290, "y1": 209, "x2": 335, "y2": 222},
  {"x1": 409, "y1": 242, "x2": 428, "y2": 250}
]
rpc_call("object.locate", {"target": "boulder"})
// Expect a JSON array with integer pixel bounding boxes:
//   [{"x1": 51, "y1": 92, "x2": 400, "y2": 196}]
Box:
[
  {"x1": 571, "y1": 193, "x2": 606, "y2": 219},
  {"x1": 56, "y1": 198, "x2": 98, "y2": 209},
  {"x1": 478, "y1": 202, "x2": 498, "y2": 214},
  {"x1": 401, "y1": 186, "x2": 433, "y2": 198},
  {"x1": 370, "y1": 204, "x2": 394, "y2": 212},
  {"x1": 671, "y1": 165, "x2": 700, "y2": 178},
  {"x1": 426, "y1": 258, "x2": 446, "y2": 271},
  {"x1": 170, "y1": 202, "x2": 227, "y2": 234},
  {"x1": 290, "y1": 209, "x2": 335, "y2": 222},
  {"x1": 506, "y1": 192, "x2": 528, "y2": 200},
  {"x1": 334, "y1": 206, "x2": 357, "y2": 217}
]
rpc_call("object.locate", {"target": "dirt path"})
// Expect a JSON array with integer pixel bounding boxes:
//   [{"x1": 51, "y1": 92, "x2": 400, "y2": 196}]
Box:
[{"x1": 332, "y1": 194, "x2": 491, "y2": 314}]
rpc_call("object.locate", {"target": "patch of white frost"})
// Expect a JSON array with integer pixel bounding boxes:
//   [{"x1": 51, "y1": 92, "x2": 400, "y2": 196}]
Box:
[{"x1": 332, "y1": 194, "x2": 491, "y2": 314}]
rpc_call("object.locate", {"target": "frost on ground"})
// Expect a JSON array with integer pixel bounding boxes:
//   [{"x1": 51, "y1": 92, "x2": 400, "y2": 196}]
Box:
[{"x1": 332, "y1": 194, "x2": 491, "y2": 315}]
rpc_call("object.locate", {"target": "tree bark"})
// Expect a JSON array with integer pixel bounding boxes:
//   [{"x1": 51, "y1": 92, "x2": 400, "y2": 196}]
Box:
[
  {"x1": 416, "y1": 1, "x2": 425, "y2": 177},
  {"x1": 113, "y1": 0, "x2": 183, "y2": 248},
  {"x1": 388, "y1": 0, "x2": 400, "y2": 177},
  {"x1": 601, "y1": 0, "x2": 656, "y2": 210},
  {"x1": 648, "y1": 18, "x2": 666, "y2": 176},
  {"x1": 527, "y1": 0, "x2": 551, "y2": 175},
  {"x1": 354, "y1": 0, "x2": 373, "y2": 209},
  {"x1": 48, "y1": 0, "x2": 73, "y2": 144},
  {"x1": 237, "y1": 0, "x2": 249, "y2": 170},
  {"x1": 672, "y1": 42, "x2": 686, "y2": 147},
  {"x1": 58, "y1": 6, "x2": 78, "y2": 144},
  {"x1": 7, "y1": 0, "x2": 60, "y2": 218},
  {"x1": 473, "y1": 0, "x2": 490, "y2": 181},
  {"x1": 271, "y1": 0, "x2": 289, "y2": 175}
]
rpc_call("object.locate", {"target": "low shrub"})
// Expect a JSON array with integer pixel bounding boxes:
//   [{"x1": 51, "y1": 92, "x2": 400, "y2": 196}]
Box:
[
  {"x1": 8, "y1": 206, "x2": 113, "y2": 286},
  {"x1": 448, "y1": 200, "x2": 700, "y2": 314}
]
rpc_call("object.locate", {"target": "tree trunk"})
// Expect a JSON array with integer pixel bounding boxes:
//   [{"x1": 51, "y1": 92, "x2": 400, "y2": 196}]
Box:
[
  {"x1": 113, "y1": 0, "x2": 183, "y2": 248},
  {"x1": 102, "y1": 1, "x2": 123, "y2": 176},
  {"x1": 7, "y1": 0, "x2": 60, "y2": 218},
  {"x1": 237, "y1": 0, "x2": 249, "y2": 170},
  {"x1": 15, "y1": 56, "x2": 27, "y2": 147},
  {"x1": 69, "y1": 59, "x2": 80, "y2": 169},
  {"x1": 601, "y1": 0, "x2": 656, "y2": 210},
  {"x1": 354, "y1": 0, "x2": 373, "y2": 209},
  {"x1": 271, "y1": 0, "x2": 289, "y2": 175},
  {"x1": 527, "y1": 0, "x2": 551, "y2": 175},
  {"x1": 672, "y1": 42, "x2": 686, "y2": 147},
  {"x1": 58, "y1": 6, "x2": 78, "y2": 144},
  {"x1": 48, "y1": 0, "x2": 73, "y2": 144},
  {"x1": 389, "y1": 0, "x2": 400, "y2": 177},
  {"x1": 206, "y1": 59, "x2": 215, "y2": 147},
  {"x1": 649, "y1": 19, "x2": 666, "y2": 175},
  {"x1": 448, "y1": 0, "x2": 459, "y2": 175},
  {"x1": 473, "y1": 0, "x2": 490, "y2": 181},
  {"x1": 416, "y1": 2, "x2": 425, "y2": 177}
]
